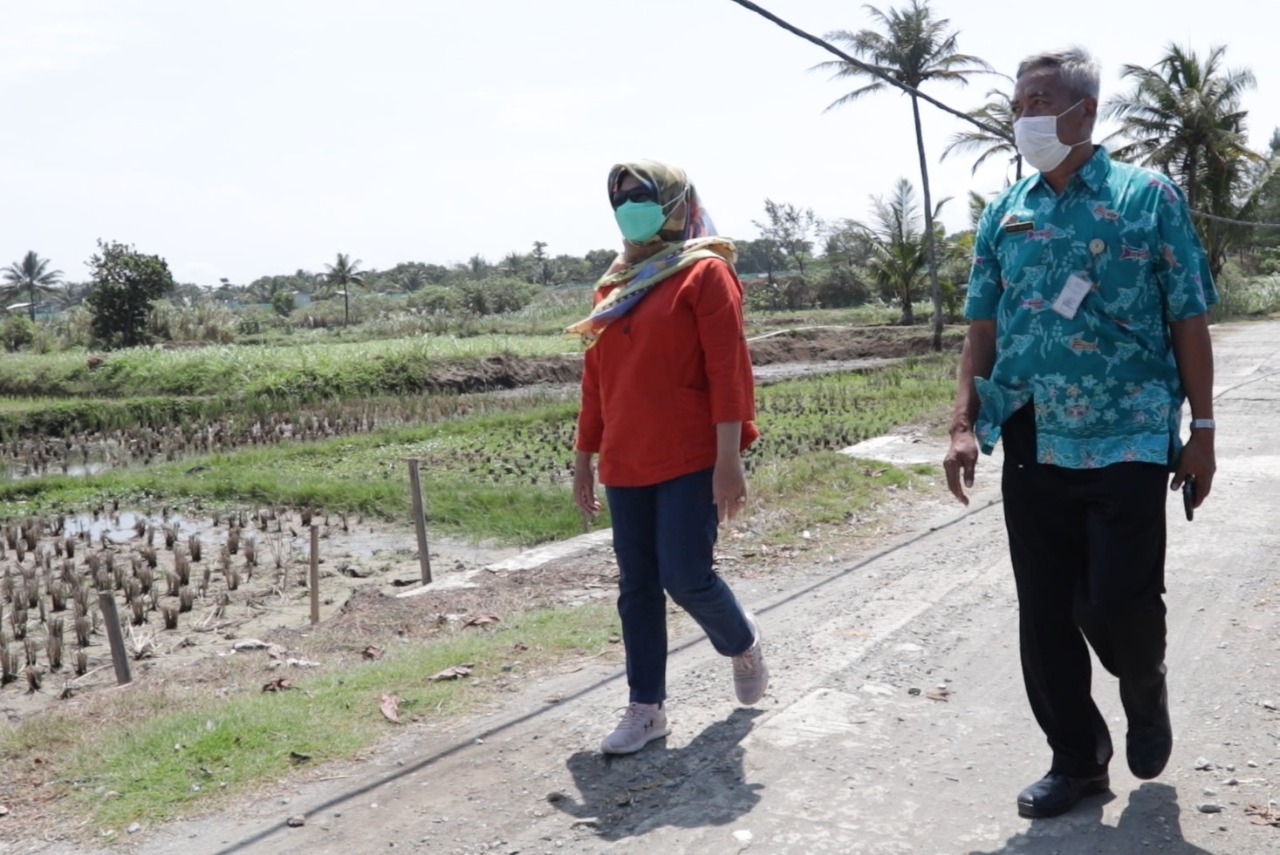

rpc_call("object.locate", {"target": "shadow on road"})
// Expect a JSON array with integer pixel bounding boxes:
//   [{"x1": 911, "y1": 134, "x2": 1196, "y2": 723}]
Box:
[
  {"x1": 967, "y1": 782, "x2": 1213, "y2": 855},
  {"x1": 552, "y1": 707, "x2": 765, "y2": 841}
]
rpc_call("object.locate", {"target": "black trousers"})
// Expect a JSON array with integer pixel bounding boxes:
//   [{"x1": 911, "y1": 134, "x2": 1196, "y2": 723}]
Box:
[{"x1": 1001, "y1": 404, "x2": 1170, "y2": 777}]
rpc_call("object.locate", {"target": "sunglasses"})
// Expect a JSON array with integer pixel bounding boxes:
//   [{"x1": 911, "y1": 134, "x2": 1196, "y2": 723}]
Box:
[{"x1": 610, "y1": 185, "x2": 657, "y2": 209}]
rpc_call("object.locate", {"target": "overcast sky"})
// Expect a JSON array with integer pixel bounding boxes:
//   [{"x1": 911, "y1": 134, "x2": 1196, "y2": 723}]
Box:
[{"x1": 2, "y1": 0, "x2": 1274, "y2": 285}]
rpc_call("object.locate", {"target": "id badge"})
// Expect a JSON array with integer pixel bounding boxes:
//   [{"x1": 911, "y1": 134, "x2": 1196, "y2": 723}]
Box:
[{"x1": 1051, "y1": 273, "x2": 1093, "y2": 319}]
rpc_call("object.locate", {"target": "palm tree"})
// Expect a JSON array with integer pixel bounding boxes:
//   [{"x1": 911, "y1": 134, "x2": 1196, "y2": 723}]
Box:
[
  {"x1": 1, "y1": 251, "x2": 64, "y2": 321},
  {"x1": 1104, "y1": 44, "x2": 1261, "y2": 277},
  {"x1": 942, "y1": 84, "x2": 1022, "y2": 182},
  {"x1": 323, "y1": 253, "x2": 365, "y2": 327},
  {"x1": 967, "y1": 190, "x2": 992, "y2": 228},
  {"x1": 501, "y1": 251, "x2": 529, "y2": 282},
  {"x1": 467, "y1": 254, "x2": 492, "y2": 280},
  {"x1": 814, "y1": 0, "x2": 990, "y2": 350},
  {"x1": 531, "y1": 241, "x2": 550, "y2": 286},
  {"x1": 857, "y1": 178, "x2": 948, "y2": 325}
]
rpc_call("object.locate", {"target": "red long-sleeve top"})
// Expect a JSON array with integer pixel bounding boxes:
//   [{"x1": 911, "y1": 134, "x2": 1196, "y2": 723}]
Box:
[{"x1": 575, "y1": 257, "x2": 760, "y2": 488}]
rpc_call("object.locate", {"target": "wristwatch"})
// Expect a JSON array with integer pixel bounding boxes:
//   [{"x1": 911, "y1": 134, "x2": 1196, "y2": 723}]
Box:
[{"x1": 1190, "y1": 419, "x2": 1216, "y2": 430}]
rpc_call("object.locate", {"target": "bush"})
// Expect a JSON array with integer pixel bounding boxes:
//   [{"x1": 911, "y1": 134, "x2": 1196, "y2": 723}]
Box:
[
  {"x1": 744, "y1": 276, "x2": 815, "y2": 312},
  {"x1": 812, "y1": 268, "x2": 871, "y2": 308},
  {"x1": 455, "y1": 277, "x2": 538, "y2": 316},
  {"x1": 271, "y1": 291, "x2": 295, "y2": 317},
  {"x1": 2, "y1": 315, "x2": 36, "y2": 352},
  {"x1": 940, "y1": 279, "x2": 964, "y2": 323},
  {"x1": 406, "y1": 286, "x2": 461, "y2": 315},
  {"x1": 148, "y1": 300, "x2": 238, "y2": 344},
  {"x1": 42, "y1": 307, "x2": 94, "y2": 349},
  {"x1": 1214, "y1": 267, "x2": 1280, "y2": 319}
]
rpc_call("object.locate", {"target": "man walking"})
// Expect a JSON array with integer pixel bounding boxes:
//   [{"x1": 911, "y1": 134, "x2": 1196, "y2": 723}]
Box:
[{"x1": 944, "y1": 47, "x2": 1217, "y2": 819}]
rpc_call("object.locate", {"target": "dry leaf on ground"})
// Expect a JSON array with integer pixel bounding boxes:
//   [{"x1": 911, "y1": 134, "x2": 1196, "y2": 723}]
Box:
[
  {"x1": 429, "y1": 664, "x2": 474, "y2": 682},
  {"x1": 380, "y1": 694, "x2": 401, "y2": 724},
  {"x1": 262, "y1": 678, "x2": 294, "y2": 692},
  {"x1": 362, "y1": 645, "x2": 385, "y2": 661},
  {"x1": 925, "y1": 688, "x2": 951, "y2": 702},
  {"x1": 463, "y1": 615, "x2": 500, "y2": 627}
]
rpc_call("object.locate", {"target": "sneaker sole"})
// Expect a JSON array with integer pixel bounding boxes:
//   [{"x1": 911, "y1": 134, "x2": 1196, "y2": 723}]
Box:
[{"x1": 735, "y1": 664, "x2": 769, "y2": 705}]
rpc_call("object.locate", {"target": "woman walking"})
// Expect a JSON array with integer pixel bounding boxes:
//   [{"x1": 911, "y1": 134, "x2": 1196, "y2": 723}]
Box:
[{"x1": 569, "y1": 159, "x2": 769, "y2": 755}]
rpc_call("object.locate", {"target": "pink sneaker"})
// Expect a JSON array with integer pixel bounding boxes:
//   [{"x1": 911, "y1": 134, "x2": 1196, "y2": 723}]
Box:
[
  {"x1": 600, "y1": 702, "x2": 670, "y2": 754},
  {"x1": 733, "y1": 613, "x2": 769, "y2": 705}
]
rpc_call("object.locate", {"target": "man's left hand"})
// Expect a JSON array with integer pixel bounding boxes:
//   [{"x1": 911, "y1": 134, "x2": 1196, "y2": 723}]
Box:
[{"x1": 1171, "y1": 430, "x2": 1215, "y2": 508}]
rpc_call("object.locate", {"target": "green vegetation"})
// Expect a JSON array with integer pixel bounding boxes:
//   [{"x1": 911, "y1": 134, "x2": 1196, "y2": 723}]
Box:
[
  {"x1": 0, "y1": 355, "x2": 956, "y2": 545},
  {"x1": 1, "y1": 251, "x2": 63, "y2": 323},
  {"x1": 0, "y1": 334, "x2": 576, "y2": 400},
  {"x1": 85, "y1": 240, "x2": 176, "y2": 349},
  {"x1": 31, "y1": 605, "x2": 618, "y2": 829}
]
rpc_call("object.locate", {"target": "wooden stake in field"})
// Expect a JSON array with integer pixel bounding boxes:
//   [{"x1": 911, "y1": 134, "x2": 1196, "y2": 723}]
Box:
[
  {"x1": 309, "y1": 523, "x2": 320, "y2": 626},
  {"x1": 97, "y1": 591, "x2": 132, "y2": 686},
  {"x1": 406, "y1": 459, "x2": 432, "y2": 585}
]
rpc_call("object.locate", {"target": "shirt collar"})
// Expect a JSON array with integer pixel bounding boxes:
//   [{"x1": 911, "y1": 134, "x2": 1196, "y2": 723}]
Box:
[{"x1": 1028, "y1": 145, "x2": 1111, "y2": 194}]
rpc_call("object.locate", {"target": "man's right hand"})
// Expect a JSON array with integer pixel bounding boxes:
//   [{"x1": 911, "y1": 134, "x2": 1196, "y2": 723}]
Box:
[{"x1": 944, "y1": 430, "x2": 980, "y2": 506}]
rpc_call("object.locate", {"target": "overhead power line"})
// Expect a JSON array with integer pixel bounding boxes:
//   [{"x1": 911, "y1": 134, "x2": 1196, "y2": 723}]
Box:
[{"x1": 725, "y1": 0, "x2": 1010, "y2": 142}]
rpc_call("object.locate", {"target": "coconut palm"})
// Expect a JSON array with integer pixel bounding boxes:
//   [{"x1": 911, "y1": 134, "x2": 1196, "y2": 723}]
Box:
[
  {"x1": 1, "y1": 251, "x2": 64, "y2": 321},
  {"x1": 942, "y1": 84, "x2": 1021, "y2": 181},
  {"x1": 323, "y1": 253, "x2": 365, "y2": 327},
  {"x1": 1103, "y1": 44, "x2": 1262, "y2": 276},
  {"x1": 857, "y1": 178, "x2": 948, "y2": 326},
  {"x1": 814, "y1": 0, "x2": 991, "y2": 350}
]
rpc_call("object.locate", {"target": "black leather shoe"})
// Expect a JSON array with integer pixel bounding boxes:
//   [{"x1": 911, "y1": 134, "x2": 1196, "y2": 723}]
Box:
[
  {"x1": 1127, "y1": 685, "x2": 1172, "y2": 780},
  {"x1": 1016, "y1": 771, "x2": 1110, "y2": 818}
]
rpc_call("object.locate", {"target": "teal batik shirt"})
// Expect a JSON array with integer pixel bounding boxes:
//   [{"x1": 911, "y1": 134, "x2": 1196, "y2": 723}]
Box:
[{"x1": 964, "y1": 146, "x2": 1217, "y2": 469}]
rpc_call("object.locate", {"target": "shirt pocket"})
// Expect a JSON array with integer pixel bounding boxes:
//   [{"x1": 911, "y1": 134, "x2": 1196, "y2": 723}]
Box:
[
  {"x1": 1086, "y1": 225, "x2": 1158, "y2": 326},
  {"x1": 995, "y1": 231, "x2": 1049, "y2": 297}
]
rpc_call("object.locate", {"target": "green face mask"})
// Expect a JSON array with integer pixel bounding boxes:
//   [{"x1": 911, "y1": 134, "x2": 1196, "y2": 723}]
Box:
[{"x1": 614, "y1": 200, "x2": 667, "y2": 243}]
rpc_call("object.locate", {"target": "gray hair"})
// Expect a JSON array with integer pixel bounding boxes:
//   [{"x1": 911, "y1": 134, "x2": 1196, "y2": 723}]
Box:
[{"x1": 1016, "y1": 47, "x2": 1101, "y2": 99}]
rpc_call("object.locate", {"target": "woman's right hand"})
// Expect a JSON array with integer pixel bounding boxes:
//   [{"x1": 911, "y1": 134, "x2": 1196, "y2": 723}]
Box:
[{"x1": 573, "y1": 452, "x2": 602, "y2": 518}]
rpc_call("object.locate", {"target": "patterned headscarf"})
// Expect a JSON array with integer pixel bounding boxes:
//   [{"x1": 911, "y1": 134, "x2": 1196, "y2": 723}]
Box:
[{"x1": 565, "y1": 159, "x2": 737, "y2": 349}]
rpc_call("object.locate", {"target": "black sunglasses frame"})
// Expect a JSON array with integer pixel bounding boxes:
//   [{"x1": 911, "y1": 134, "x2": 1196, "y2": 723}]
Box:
[{"x1": 610, "y1": 185, "x2": 658, "y2": 210}]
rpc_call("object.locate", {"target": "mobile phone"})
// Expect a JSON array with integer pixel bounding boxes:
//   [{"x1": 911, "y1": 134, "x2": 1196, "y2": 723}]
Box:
[{"x1": 1182, "y1": 477, "x2": 1196, "y2": 522}]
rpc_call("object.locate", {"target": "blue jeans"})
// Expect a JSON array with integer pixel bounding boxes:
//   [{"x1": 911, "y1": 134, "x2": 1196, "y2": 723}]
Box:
[{"x1": 605, "y1": 467, "x2": 755, "y2": 705}]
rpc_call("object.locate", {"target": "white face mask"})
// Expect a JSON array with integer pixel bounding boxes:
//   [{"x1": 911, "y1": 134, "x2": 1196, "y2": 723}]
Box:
[{"x1": 1013, "y1": 99, "x2": 1089, "y2": 173}]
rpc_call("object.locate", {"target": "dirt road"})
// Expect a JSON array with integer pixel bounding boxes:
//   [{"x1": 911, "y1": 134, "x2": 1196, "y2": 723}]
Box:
[{"x1": 27, "y1": 320, "x2": 1280, "y2": 855}]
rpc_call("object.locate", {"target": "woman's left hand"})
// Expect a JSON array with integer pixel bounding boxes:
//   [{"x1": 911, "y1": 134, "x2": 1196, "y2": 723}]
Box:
[
  {"x1": 573, "y1": 452, "x2": 602, "y2": 518},
  {"x1": 713, "y1": 454, "x2": 748, "y2": 524}
]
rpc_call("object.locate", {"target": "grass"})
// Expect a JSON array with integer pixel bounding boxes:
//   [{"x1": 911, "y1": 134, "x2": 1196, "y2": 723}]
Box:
[
  {"x1": 0, "y1": 357, "x2": 958, "y2": 545},
  {"x1": 35, "y1": 604, "x2": 620, "y2": 831},
  {"x1": 744, "y1": 301, "x2": 950, "y2": 332},
  {"x1": 749, "y1": 452, "x2": 934, "y2": 532},
  {"x1": 0, "y1": 335, "x2": 579, "y2": 400}
]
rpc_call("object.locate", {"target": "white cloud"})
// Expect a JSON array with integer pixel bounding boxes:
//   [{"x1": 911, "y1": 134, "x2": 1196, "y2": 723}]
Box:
[{"x1": 0, "y1": 4, "x2": 119, "y2": 82}]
